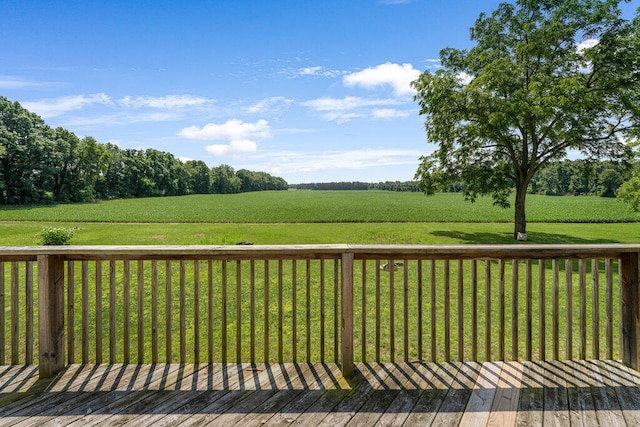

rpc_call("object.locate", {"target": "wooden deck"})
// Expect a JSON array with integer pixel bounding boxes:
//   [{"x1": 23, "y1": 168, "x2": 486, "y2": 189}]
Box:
[{"x1": 1, "y1": 360, "x2": 640, "y2": 426}]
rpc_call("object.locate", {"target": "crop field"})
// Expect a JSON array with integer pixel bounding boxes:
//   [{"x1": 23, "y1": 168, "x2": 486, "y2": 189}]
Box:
[{"x1": 0, "y1": 191, "x2": 638, "y2": 224}]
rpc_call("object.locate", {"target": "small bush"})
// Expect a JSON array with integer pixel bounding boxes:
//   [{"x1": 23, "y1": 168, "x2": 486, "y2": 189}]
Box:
[{"x1": 39, "y1": 227, "x2": 75, "y2": 245}]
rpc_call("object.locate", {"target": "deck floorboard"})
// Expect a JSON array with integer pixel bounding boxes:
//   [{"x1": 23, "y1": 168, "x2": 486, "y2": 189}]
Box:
[{"x1": 1, "y1": 360, "x2": 639, "y2": 426}]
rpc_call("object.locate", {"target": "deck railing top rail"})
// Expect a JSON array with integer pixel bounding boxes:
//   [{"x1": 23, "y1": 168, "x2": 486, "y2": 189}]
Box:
[{"x1": 2, "y1": 243, "x2": 640, "y2": 260}]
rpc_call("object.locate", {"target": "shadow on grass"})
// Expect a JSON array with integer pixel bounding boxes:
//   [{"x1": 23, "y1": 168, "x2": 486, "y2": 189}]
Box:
[{"x1": 430, "y1": 230, "x2": 617, "y2": 245}]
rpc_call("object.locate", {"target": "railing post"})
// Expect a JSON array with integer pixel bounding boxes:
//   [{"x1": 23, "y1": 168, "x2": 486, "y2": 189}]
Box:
[
  {"x1": 621, "y1": 252, "x2": 640, "y2": 370},
  {"x1": 38, "y1": 254, "x2": 65, "y2": 378},
  {"x1": 341, "y1": 252, "x2": 354, "y2": 377}
]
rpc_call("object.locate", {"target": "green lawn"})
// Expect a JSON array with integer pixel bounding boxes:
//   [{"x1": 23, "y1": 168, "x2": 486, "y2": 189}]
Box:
[{"x1": 2, "y1": 221, "x2": 640, "y2": 246}]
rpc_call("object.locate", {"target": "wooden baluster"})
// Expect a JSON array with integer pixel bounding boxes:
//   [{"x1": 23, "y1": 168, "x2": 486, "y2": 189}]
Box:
[
  {"x1": 165, "y1": 260, "x2": 172, "y2": 363},
  {"x1": 306, "y1": 260, "x2": 311, "y2": 362},
  {"x1": 67, "y1": 261, "x2": 74, "y2": 364},
  {"x1": 403, "y1": 260, "x2": 409, "y2": 363},
  {"x1": 109, "y1": 260, "x2": 117, "y2": 364},
  {"x1": 193, "y1": 260, "x2": 200, "y2": 364},
  {"x1": 389, "y1": 258, "x2": 395, "y2": 362},
  {"x1": 566, "y1": 259, "x2": 573, "y2": 360},
  {"x1": 180, "y1": 260, "x2": 186, "y2": 363},
  {"x1": 526, "y1": 259, "x2": 532, "y2": 361},
  {"x1": 606, "y1": 258, "x2": 613, "y2": 360},
  {"x1": 486, "y1": 260, "x2": 491, "y2": 361},
  {"x1": 152, "y1": 260, "x2": 158, "y2": 364},
  {"x1": 263, "y1": 260, "x2": 269, "y2": 363},
  {"x1": 376, "y1": 259, "x2": 381, "y2": 362},
  {"x1": 341, "y1": 252, "x2": 354, "y2": 377},
  {"x1": 499, "y1": 260, "x2": 505, "y2": 361},
  {"x1": 458, "y1": 260, "x2": 464, "y2": 362},
  {"x1": 0, "y1": 261, "x2": 4, "y2": 365},
  {"x1": 96, "y1": 261, "x2": 103, "y2": 364},
  {"x1": 208, "y1": 260, "x2": 214, "y2": 364},
  {"x1": 430, "y1": 260, "x2": 436, "y2": 362},
  {"x1": 579, "y1": 258, "x2": 587, "y2": 360},
  {"x1": 292, "y1": 260, "x2": 297, "y2": 362},
  {"x1": 539, "y1": 259, "x2": 546, "y2": 360},
  {"x1": 11, "y1": 262, "x2": 19, "y2": 365},
  {"x1": 250, "y1": 260, "x2": 256, "y2": 363},
  {"x1": 417, "y1": 260, "x2": 423, "y2": 362},
  {"x1": 137, "y1": 260, "x2": 144, "y2": 363},
  {"x1": 592, "y1": 259, "x2": 600, "y2": 359},
  {"x1": 26, "y1": 261, "x2": 33, "y2": 365},
  {"x1": 277, "y1": 260, "x2": 283, "y2": 363},
  {"x1": 360, "y1": 259, "x2": 365, "y2": 363},
  {"x1": 334, "y1": 259, "x2": 339, "y2": 363},
  {"x1": 124, "y1": 260, "x2": 130, "y2": 364},
  {"x1": 470, "y1": 260, "x2": 476, "y2": 362},
  {"x1": 82, "y1": 260, "x2": 89, "y2": 364},
  {"x1": 221, "y1": 260, "x2": 228, "y2": 363},
  {"x1": 512, "y1": 260, "x2": 519, "y2": 361}
]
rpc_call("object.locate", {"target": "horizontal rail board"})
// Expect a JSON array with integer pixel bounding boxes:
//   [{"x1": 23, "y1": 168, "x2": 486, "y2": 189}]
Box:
[{"x1": 2, "y1": 243, "x2": 640, "y2": 261}]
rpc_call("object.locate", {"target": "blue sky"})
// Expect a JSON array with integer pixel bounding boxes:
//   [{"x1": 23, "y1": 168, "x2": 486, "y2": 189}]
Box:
[{"x1": 3, "y1": 0, "x2": 635, "y2": 184}]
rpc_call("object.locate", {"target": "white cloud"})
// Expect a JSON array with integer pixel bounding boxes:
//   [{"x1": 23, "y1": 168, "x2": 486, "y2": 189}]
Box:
[
  {"x1": 246, "y1": 96, "x2": 293, "y2": 113},
  {"x1": 21, "y1": 93, "x2": 113, "y2": 118},
  {"x1": 577, "y1": 38, "x2": 599, "y2": 53},
  {"x1": 343, "y1": 62, "x2": 420, "y2": 96},
  {"x1": 372, "y1": 108, "x2": 411, "y2": 119},
  {"x1": 62, "y1": 111, "x2": 181, "y2": 127},
  {"x1": 119, "y1": 95, "x2": 211, "y2": 109},
  {"x1": 249, "y1": 148, "x2": 422, "y2": 174},
  {"x1": 302, "y1": 96, "x2": 399, "y2": 111},
  {"x1": 0, "y1": 76, "x2": 58, "y2": 89},
  {"x1": 206, "y1": 139, "x2": 257, "y2": 156},
  {"x1": 179, "y1": 119, "x2": 271, "y2": 157},
  {"x1": 281, "y1": 66, "x2": 345, "y2": 79},
  {"x1": 302, "y1": 96, "x2": 404, "y2": 122},
  {"x1": 457, "y1": 72, "x2": 473, "y2": 85},
  {"x1": 178, "y1": 119, "x2": 271, "y2": 140}
]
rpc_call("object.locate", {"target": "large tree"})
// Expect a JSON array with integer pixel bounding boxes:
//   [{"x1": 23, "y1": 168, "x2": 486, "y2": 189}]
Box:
[{"x1": 412, "y1": 0, "x2": 640, "y2": 239}]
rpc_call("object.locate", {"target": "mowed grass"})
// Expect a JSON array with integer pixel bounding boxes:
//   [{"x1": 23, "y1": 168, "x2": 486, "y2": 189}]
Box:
[
  {"x1": 0, "y1": 191, "x2": 638, "y2": 223},
  {"x1": 3, "y1": 221, "x2": 640, "y2": 246}
]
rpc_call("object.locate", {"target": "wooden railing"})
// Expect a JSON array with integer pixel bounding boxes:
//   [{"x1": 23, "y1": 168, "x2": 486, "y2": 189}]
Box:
[{"x1": 1, "y1": 244, "x2": 639, "y2": 378}]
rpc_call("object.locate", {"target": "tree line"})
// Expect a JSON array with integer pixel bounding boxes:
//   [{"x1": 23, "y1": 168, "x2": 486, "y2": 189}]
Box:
[
  {"x1": 289, "y1": 159, "x2": 634, "y2": 196},
  {"x1": 0, "y1": 97, "x2": 287, "y2": 205},
  {"x1": 290, "y1": 181, "x2": 422, "y2": 191}
]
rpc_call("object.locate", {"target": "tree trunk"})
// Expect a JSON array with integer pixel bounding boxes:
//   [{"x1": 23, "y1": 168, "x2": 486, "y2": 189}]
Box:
[{"x1": 514, "y1": 182, "x2": 527, "y2": 240}]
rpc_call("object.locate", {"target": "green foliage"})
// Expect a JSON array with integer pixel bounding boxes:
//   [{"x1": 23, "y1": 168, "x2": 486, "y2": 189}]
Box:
[
  {"x1": 39, "y1": 227, "x2": 74, "y2": 245},
  {"x1": 529, "y1": 159, "x2": 631, "y2": 196},
  {"x1": 412, "y1": 0, "x2": 640, "y2": 237},
  {"x1": 0, "y1": 97, "x2": 288, "y2": 205},
  {"x1": 618, "y1": 169, "x2": 640, "y2": 211}
]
